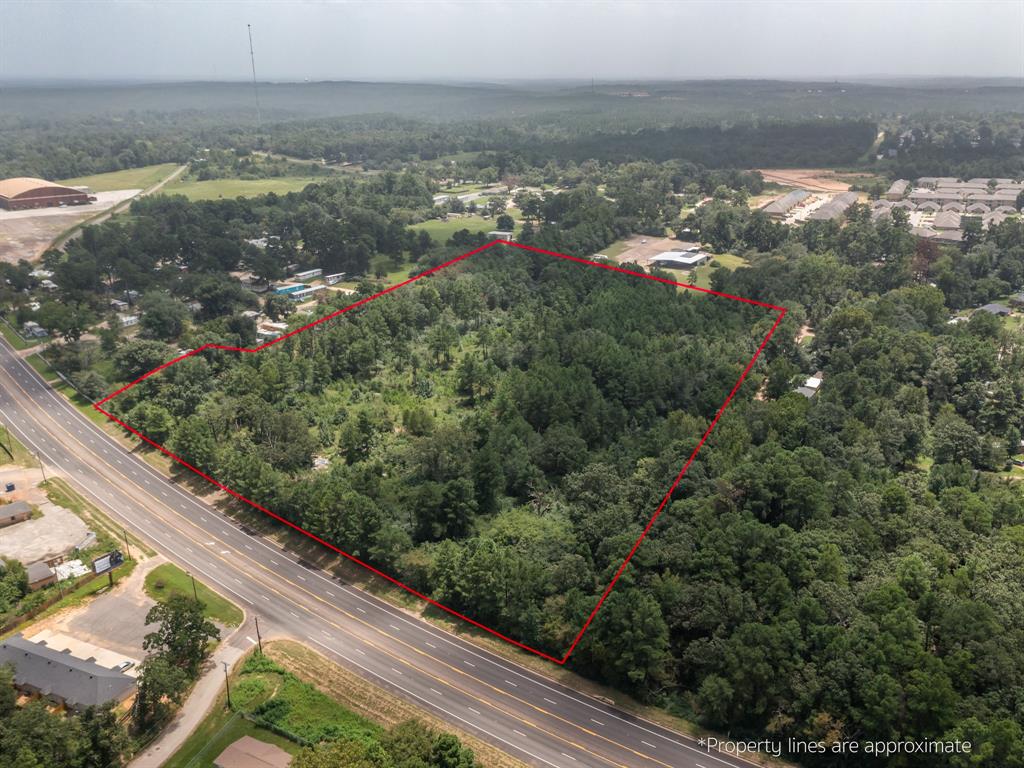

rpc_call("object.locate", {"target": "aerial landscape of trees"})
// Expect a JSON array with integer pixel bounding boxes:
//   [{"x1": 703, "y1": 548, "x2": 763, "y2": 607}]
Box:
[
  {"x1": 3, "y1": 78, "x2": 1024, "y2": 766},
  {"x1": 89, "y1": 212, "x2": 1024, "y2": 766}
]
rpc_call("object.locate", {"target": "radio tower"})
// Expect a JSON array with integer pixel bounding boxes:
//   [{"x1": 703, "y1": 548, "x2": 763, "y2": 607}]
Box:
[{"x1": 247, "y1": 24, "x2": 263, "y2": 141}]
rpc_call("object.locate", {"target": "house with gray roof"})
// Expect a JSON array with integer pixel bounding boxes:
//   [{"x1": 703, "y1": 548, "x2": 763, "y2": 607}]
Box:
[
  {"x1": 0, "y1": 634, "x2": 136, "y2": 711},
  {"x1": 976, "y1": 303, "x2": 1011, "y2": 317},
  {"x1": 807, "y1": 192, "x2": 859, "y2": 221},
  {"x1": 763, "y1": 189, "x2": 811, "y2": 218},
  {"x1": 885, "y1": 179, "x2": 909, "y2": 200},
  {"x1": 932, "y1": 211, "x2": 961, "y2": 231},
  {"x1": 25, "y1": 561, "x2": 55, "y2": 591},
  {"x1": 0, "y1": 500, "x2": 32, "y2": 529},
  {"x1": 968, "y1": 192, "x2": 1018, "y2": 205}
]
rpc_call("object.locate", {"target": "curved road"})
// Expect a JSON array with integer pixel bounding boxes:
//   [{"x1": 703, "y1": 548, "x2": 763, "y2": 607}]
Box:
[{"x1": 0, "y1": 336, "x2": 754, "y2": 768}]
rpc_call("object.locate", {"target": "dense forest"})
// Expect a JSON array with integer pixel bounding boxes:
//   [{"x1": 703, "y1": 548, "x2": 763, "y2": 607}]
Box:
[
  {"x1": 0, "y1": 113, "x2": 877, "y2": 180},
  {"x1": 104, "y1": 248, "x2": 767, "y2": 663},
  {"x1": 78, "y1": 207, "x2": 1024, "y2": 767},
  {"x1": 4, "y1": 106, "x2": 1024, "y2": 762},
  {"x1": 881, "y1": 116, "x2": 1024, "y2": 181}
]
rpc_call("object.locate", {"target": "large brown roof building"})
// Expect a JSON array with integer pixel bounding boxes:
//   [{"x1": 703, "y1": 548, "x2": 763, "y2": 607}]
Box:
[{"x1": 0, "y1": 177, "x2": 91, "y2": 211}]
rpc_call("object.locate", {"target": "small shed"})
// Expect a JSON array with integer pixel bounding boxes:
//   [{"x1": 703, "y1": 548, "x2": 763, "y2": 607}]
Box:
[
  {"x1": 25, "y1": 561, "x2": 56, "y2": 591},
  {"x1": 0, "y1": 500, "x2": 32, "y2": 529}
]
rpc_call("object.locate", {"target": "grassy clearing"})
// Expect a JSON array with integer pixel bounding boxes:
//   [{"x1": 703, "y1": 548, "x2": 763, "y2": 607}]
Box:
[
  {"x1": 266, "y1": 641, "x2": 529, "y2": 768},
  {"x1": 708, "y1": 253, "x2": 748, "y2": 270},
  {"x1": 687, "y1": 252, "x2": 749, "y2": 290},
  {"x1": 144, "y1": 562, "x2": 243, "y2": 626},
  {"x1": 434, "y1": 151, "x2": 483, "y2": 163},
  {"x1": 366, "y1": 257, "x2": 416, "y2": 286},
  {"x1": 411, "y1": 214, "x2": 504, "y2": 242},
  {"x1": 163, "y1": 708, "x2": 299, "y2": 768},
  {"x1": 59, "y1": 163, "x2": 180, "y2": 192},
  {"x1": 165, "y1": 649, "x2": 377, "y2": 768},
  {"x1": 161, "y1": 176, "x2": 319, "y2": 201},
  {"x1": 24, "y1": 353, "x2": 60, "y2": 382},
  {"x1": 41, "y1": 477, "x2": 154, "y2": 557},
  {"x1": 0, "y1": 424, "x2": 38, "y2": 468},
  {"x1": 598, "y1": 239, "x2": 630, "y2": 259}
]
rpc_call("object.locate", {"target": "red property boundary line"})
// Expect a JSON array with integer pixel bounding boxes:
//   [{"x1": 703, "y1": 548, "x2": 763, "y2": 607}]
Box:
[{"x1": 95, "y1": 240, "x2": 787, "y2": 665}]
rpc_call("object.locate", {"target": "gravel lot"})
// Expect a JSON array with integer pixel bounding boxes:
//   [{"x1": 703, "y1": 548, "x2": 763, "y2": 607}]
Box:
[
  {"x1": 28, "y1": 555, "x2": 164, "y2": 660},
  {"x1": 0, "y1": 466, "x2": 90, "y2": 562},
  {"x1": 0, "y1": 189, "x2": 140, "y2": 263}
]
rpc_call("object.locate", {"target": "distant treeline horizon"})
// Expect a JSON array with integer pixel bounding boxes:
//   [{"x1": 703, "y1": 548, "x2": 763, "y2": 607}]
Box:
[{"x1": 3, "y1": 78, "x2": 1022, "y2": 122}]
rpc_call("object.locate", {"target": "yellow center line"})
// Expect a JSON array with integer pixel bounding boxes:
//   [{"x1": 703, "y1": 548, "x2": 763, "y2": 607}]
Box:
[{"x1": 0, "y1": 358, "x2": 675, "y2": 768}]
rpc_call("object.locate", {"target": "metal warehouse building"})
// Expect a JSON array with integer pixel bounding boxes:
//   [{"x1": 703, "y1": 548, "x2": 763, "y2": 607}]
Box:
[{"x1": 0, "y1": 177, "x2": 91, "y2": 211}]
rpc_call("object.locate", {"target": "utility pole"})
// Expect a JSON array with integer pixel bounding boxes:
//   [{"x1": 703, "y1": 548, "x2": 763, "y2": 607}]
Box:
[
  {"x1": 187, "y1": 571, "x2": 199, "y2": 601},
  {"x1": 255, "y1": 615, "x2": 263, "y2": 655},
  {"x1": 36, "y1": 453, "x2": 47, "y2": 484},
  {"x1": 247, "y1": 24, "x2": 262, "y2": 140},
  {"x1": 0, "y1": 421, "x2": 12, "y2": 458},
  {"x1": 122, "y1": 529, "x2": 132, "y2": 561},
  {"x1": 223, "y1": 661, "x2": 232, "y2": 708}
]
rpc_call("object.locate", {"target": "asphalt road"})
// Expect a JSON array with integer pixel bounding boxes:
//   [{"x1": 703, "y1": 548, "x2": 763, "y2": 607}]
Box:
[{"x1": 0, "y1": 337, "x2": 755, "y2": 768}]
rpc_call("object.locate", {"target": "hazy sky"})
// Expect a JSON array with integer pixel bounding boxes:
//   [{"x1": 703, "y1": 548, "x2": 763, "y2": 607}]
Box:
[{"x1": 3, "y1": 0, "x2": 1023, "y2": 82}]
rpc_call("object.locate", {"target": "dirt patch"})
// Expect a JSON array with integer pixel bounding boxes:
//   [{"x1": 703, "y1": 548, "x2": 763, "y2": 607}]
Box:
[
  {"x1": 757, "y1": 169, "x2": 852, "y2": 193},
  {"x1": 612, "y1": 235, "x2": 694, "y2": 266},
  {"x1": 0, "y1": 466, "x2": 45, "y2": 503}
]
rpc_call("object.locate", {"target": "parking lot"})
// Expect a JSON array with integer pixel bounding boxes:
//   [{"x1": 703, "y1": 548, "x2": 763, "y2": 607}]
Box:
[{"x1": 0, "y1": 467, "x2": 90, "y2": 563}]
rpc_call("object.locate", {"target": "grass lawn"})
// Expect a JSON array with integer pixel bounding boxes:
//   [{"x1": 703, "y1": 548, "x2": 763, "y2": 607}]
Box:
[
  {"x1": 411, "y1": 214, "x2": 504, "y2": 242},
  {"x1": 597, "y1": 239, "x2": 630, "y2": 259},
  {"x1": 0, "y1": 424, "x2": 38, "y2": 467},
  {"x1": 165, "y1": 649, "x2": 378, "y2": 768},
  {"x1": 708, "y1": 253, "x2": 748, "y2": 270},
  {"x1": 265, "y1": 641, "x2": 528, "y2": 768},
  {"x1": 437, "y1": 182, "x2": 487, "y2": 194},
  {"x1": 25, "y1": 352, "x2": 60, "y2": 382},
  {"x1": 162, "y1": 710, "x2": 299, "y2": 768},
  {"x1": 688, "y1": 252, "x2": 749, "y2": 290},
  {"x1": 59, "y1": 163, "x2": 180, "y2": 192},
  {"x1": 145, "y1": 563, "x2": 243, "y2": 626},
  {"x1": 161, "y1": 176, "x2": 320, "y2": 201},
  {"x1": 42, "y1": 477, "x2": 154, "y2": 557},
  {"x1": 433, "y1": 151, "x2": 482, "y2": 164}
]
